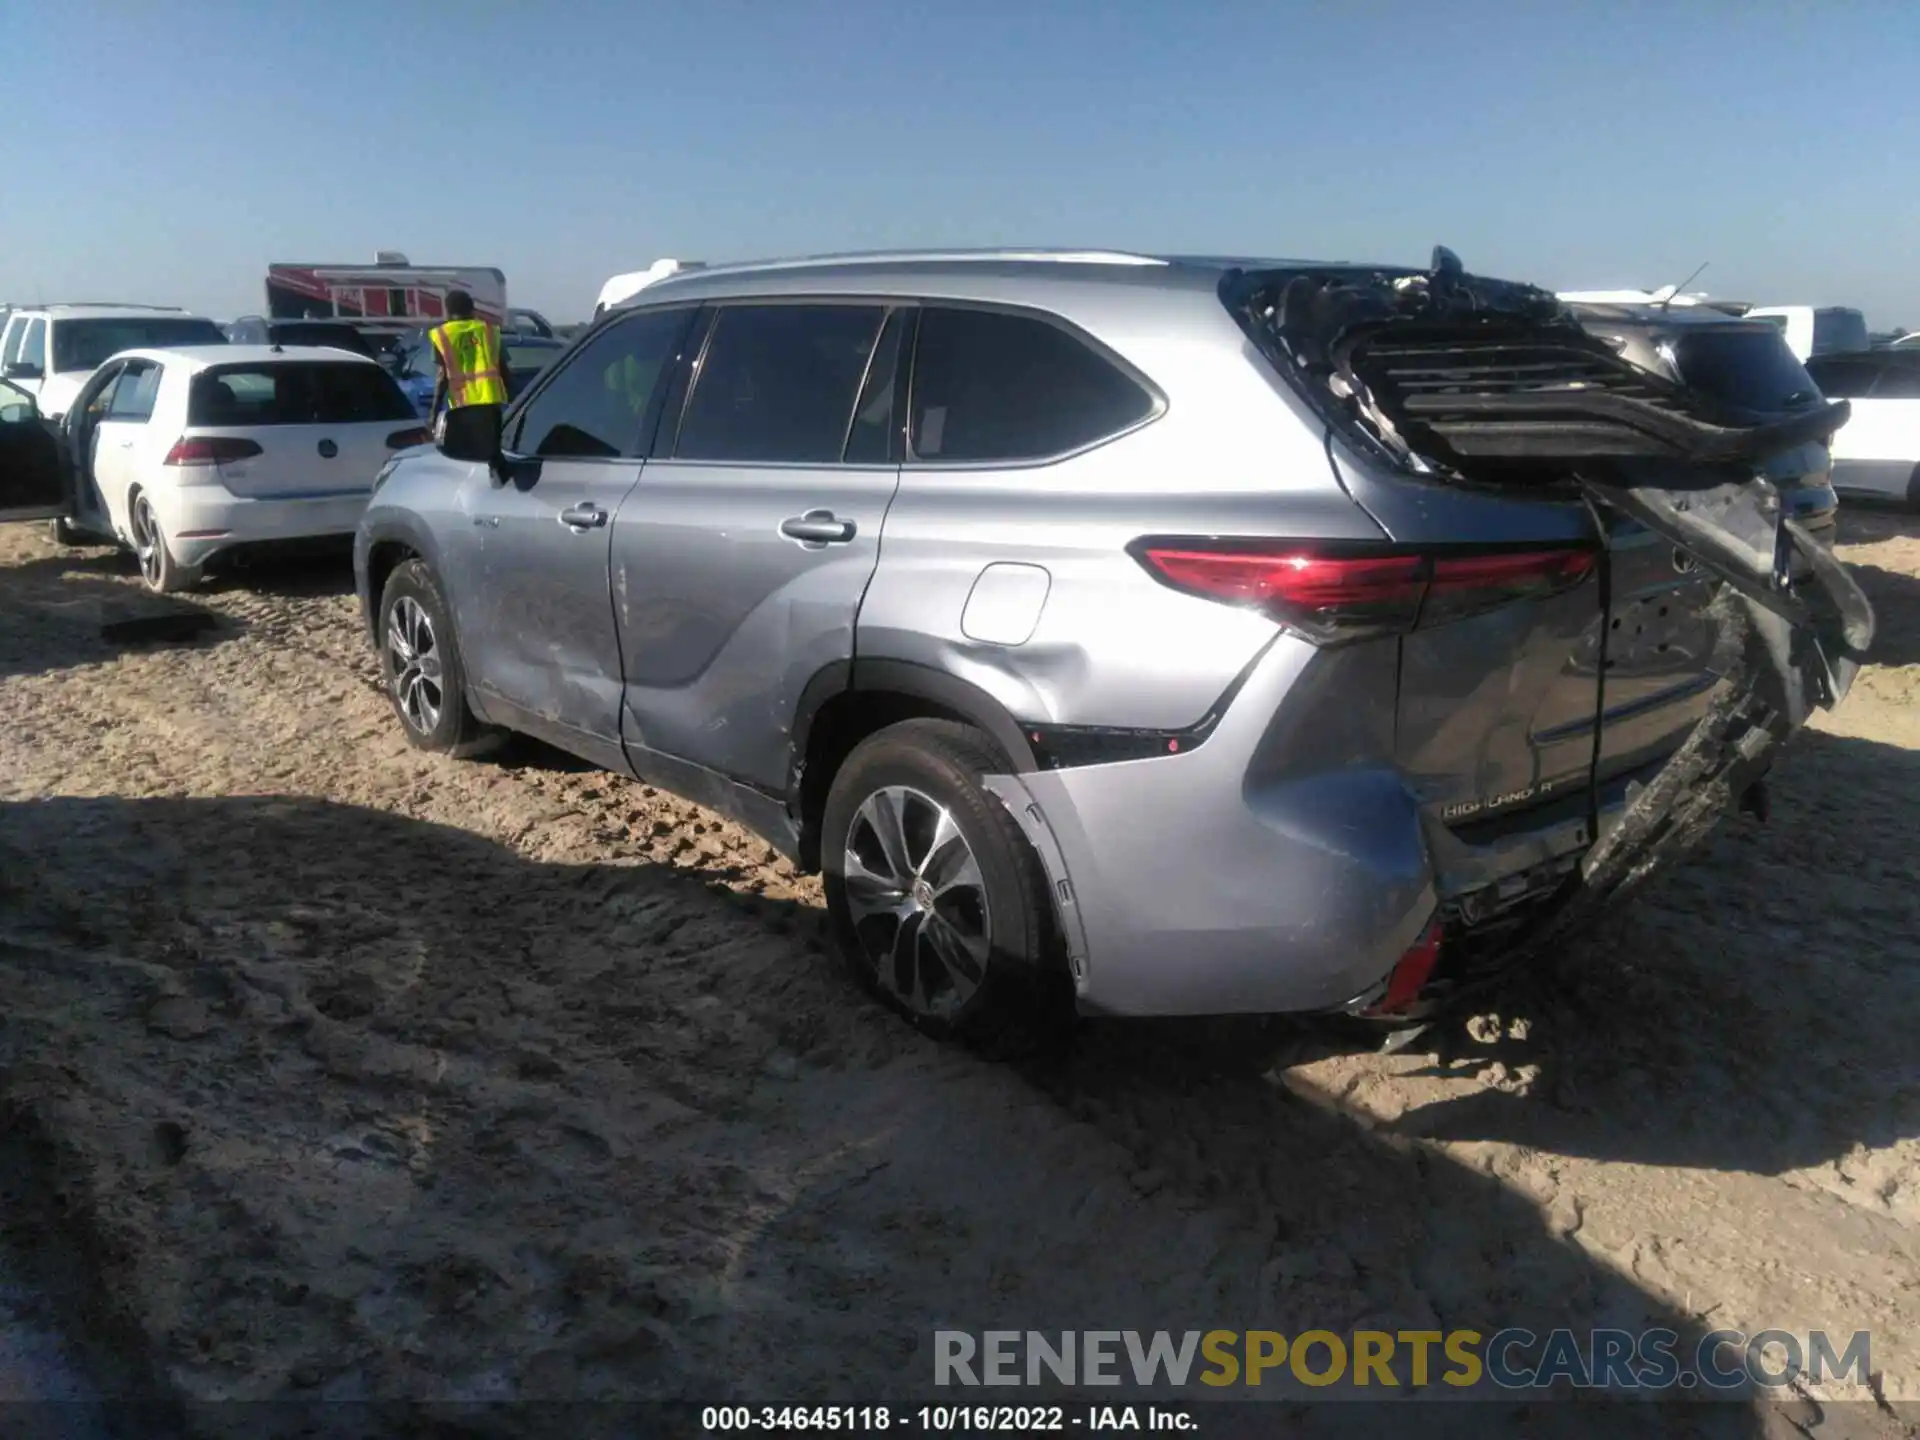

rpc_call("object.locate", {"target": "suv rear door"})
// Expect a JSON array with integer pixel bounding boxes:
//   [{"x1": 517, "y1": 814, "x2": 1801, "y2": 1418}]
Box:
[{"x1": 609, "y1": 299, "x2": 908, "y2": 796}]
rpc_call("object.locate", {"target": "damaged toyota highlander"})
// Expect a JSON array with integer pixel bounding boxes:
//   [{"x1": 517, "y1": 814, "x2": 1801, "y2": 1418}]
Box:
[{"x1": 353, "y1": 245, "x2": 1873, "y2": 1051}]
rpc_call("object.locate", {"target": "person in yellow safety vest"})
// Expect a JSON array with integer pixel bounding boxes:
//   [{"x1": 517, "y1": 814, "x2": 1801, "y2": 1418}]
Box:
[{"x1": 428, "y1": 289, "x2": 508, "y2": 460}]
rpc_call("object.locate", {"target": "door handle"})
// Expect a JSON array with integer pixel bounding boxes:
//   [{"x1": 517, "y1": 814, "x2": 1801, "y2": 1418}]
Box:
[
  {"x1": 559, "y1": 502, "x2": 607, "y2": 531},
  {"x1": 780, "y1": 510, "x2": 856, "y2": 545}
]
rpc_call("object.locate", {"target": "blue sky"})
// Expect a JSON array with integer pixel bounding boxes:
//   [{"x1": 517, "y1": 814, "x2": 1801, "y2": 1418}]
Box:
[{"x1": 10, "y1": 0, "x2": 1920, "y2": 324}]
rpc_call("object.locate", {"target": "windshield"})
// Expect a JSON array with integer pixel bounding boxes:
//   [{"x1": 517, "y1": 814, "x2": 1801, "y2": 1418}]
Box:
[
  {"x1": 189, "y1": 361, "x2": 416, "y2": 426},
  {"x1": 1673, "y1": 328, "x2": 1823, "y2": 412},
  {"x1": 1812, "y1": 309, "x2": 1870, "y2": 355},
  {"x1": 53, "y1": 317, "x2": 227, "y2": 373}
]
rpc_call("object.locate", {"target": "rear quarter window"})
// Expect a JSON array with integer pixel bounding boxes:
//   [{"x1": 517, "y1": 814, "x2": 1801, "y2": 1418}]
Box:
[
  {"x1": 1674, "y1": 329, "x2": 1822, "y2": 412},
  {"x1": 908, "y1": 306, "x2": 1157, "y2": 463},
  {"x1": 190, "y1": 362, "x2": 416, "y2": 426}
]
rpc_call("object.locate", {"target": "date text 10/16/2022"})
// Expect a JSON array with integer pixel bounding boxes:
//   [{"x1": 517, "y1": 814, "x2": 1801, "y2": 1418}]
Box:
[{"x1": 702, "y1": 1406, "x2": 1194, "y2": 1432}]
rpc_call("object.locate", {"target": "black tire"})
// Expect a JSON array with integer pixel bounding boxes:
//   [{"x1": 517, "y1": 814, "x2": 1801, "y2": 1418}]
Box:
[
  {"x1": 377, "y1": 558, "x2": 503, "y2": 759},
  {"x1": 821, "y1": 718, "x2": 1073, "y2": 1055},
  {"x1": 1906, "y1": 463, "x2": 1920, "y2": 512},
  {"x1": 48, "y1": 516, "x2": 89, "y2": 547},
  {"x1": 128, "y1": 490, "x2": 199, "y2": 595}
]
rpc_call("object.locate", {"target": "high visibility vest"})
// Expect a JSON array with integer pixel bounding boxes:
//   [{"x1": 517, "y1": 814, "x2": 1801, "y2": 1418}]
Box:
[{"x1": 430, "y1": 319, "x2": 507, "y2": 409}]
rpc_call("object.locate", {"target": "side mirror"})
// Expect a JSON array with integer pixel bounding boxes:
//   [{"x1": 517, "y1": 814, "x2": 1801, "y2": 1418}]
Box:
[
  {"x1": 3, "y1": 361, "x2": 44, "y2": 381},
  {"x1": 437, "y1": 421, "x2": 496, "y2": 465}
]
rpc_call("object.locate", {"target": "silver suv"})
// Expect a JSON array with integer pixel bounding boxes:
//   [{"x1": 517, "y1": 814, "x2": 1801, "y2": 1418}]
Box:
[{"x1": 354, "y1": 247, "x2": 1872, "y2": 1047}]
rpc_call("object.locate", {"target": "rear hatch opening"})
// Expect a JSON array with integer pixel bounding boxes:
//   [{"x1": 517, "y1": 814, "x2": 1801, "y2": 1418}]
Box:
[
  {"x1": 1220, "y1": 243, "x2": 1874, "y2": 698},
  {"x1": 1211, "y1": 248, "x2": 1877, "y2": 1016}
]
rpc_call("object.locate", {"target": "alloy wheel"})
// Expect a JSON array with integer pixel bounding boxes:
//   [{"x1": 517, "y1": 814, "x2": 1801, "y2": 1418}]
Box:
[
  {"x1": 842, "y1": 785, "x2": 993, "y2": 1019},
  {"x1": 131, "y1": 496, "x2": 162, "y2": 588},
  {"x1": 386, "y1": 595, "x2": 444, "y2": 735}
]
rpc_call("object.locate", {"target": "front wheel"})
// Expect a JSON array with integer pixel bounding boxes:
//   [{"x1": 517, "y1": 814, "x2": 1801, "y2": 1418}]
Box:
[
  {"x1": 377, "y1": 558, "x2": 502, "y2": 758},
  {"x1": 821, "y1": 718, "x2": 1072, "y2": 1054},
  {"x1": 129, "y1": 492, "x2": 199, "y2": 595}
]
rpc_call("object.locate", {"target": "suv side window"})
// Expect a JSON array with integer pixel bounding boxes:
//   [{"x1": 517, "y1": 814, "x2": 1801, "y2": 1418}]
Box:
[
  {"x1": 1806, "y1": 356, "x2": 1882, "y2": 399},
  {"x1": 19, "y1": 320, "x2": 47, "y2": 371},
  {"x1": 673, "y1": 303, "x2": 887, "y2": 464},
  {"x1": 507, "y1": 306, "x2": 693, "y2": 460},
  {"x1": 1, "y1": 318, "x2": 24, "y2": 367},
  {"x1": 105, "y1": 361, "x2": 162, "y2": 421},
  {"x1": 1869, "y1": 363, "x2": 1920, "y2": 401},
  {"x1": 908, "y1": 306, "x2": 1156, "y2": 463}
]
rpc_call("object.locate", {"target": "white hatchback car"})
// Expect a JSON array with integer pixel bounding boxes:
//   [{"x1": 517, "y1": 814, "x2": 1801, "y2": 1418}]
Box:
[{"x1": 38, "y1": 345, "x2": 429, "y2": 591}]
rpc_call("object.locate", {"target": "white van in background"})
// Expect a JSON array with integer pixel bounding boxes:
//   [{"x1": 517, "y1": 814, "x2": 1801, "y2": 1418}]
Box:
[
  {"x1": 1744, "y1": 306, "x2": 1869, "y2": 361},
  {"x1": 592, "y1": 259, "x2": 705, "y2": 317}
]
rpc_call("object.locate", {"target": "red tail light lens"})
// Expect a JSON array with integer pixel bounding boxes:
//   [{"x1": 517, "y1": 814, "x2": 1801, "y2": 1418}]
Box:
[
  {"x1": 1133, "y1": 542, "x2": 1596, "y2": 644},
  {"x1": 386, "y1": 427, "x2": 431, "y2": 449},
  {"x1": 163, "y1": 436, "x2": 264, "y2": 466}
]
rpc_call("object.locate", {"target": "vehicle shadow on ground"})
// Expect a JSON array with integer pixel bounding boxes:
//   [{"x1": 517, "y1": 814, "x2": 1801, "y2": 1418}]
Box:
[
  {"x1": 1844, "y1": 560, "x2": 1920, "y2": 668},
  {"x1": 0, "y1": 548, "x2": 241, "y2": 683},
  {"x1": 202, "y1": 545, "x2": 358, "y2": 599},
  {"x1": 1264, "y1": 728, "x2": 1920, "y2": 1179},
  {"x1": 0, "y1": 795, "x2": 1825, "y2": 1434}
]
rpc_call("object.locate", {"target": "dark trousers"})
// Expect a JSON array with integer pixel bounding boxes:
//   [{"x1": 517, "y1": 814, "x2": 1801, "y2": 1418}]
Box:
[{"x1": 443, "y1": 402, "x2": 503, "y2": 460}]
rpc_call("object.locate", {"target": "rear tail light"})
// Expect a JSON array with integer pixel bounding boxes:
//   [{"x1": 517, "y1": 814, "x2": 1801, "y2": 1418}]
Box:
[
  {"x1": 386, "y1": 427, "x2": 431, "y2": 449},
  {"x1": 163, "y1": 436, "x2": 264, "y2": 466},
  {"x1": 1131, "y1": 540, "x2": 1596, "y2": 643}
]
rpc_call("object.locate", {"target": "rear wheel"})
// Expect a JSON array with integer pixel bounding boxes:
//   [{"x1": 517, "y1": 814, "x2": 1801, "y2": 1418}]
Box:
[
  {"x1": 129, "y1": 492, "x2": 198, "y2": 595},
  {"x1": 378, "y1": 558, "x2": 502, "y2": 758},
  {"x1": 821, "y1": 718, "x2": 1072, "y2": 1054},
  {"x1": 1906, "y1": 463, "x2": 1920, "y2": 511}
]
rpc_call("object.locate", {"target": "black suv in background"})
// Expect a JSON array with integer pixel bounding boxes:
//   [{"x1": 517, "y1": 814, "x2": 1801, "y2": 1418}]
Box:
[
  {"x1": 223, "y1": 316, "x2": 378, "y2": 358},
  {"x1": 1568, "y1": 302, "x2": 1840, "y2": 539}
]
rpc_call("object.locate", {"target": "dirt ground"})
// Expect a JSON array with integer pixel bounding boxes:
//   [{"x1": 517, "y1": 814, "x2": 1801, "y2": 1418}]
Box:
[{"x1": 2, "y1": 512, "x2": 1920, "y2": 1439}]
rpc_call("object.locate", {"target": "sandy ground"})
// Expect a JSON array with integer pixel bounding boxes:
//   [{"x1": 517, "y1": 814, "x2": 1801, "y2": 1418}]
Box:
[{"x1": 2, "y1": 513, "x2": 1920, "y2": 1438}]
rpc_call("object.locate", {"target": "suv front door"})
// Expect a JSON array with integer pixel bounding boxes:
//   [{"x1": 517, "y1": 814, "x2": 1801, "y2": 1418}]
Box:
[
  {"x1": 0, "y1": 379, "x2": 69, "y2": 522},
  {"x1": 609, "y1": 300, "x2": 907, "y2": 798},
  {"x1": 457, "y1": 305, "x2": 698, "y2": 770}
]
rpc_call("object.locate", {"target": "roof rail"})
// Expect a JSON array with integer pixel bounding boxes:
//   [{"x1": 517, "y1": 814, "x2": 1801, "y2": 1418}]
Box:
[
  {"x1": 37, "y1": 302, "x2": 189, "y2": 312},
  {"x1": 649, "y1": 248, "x2": 1169, "y2": 284}
]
